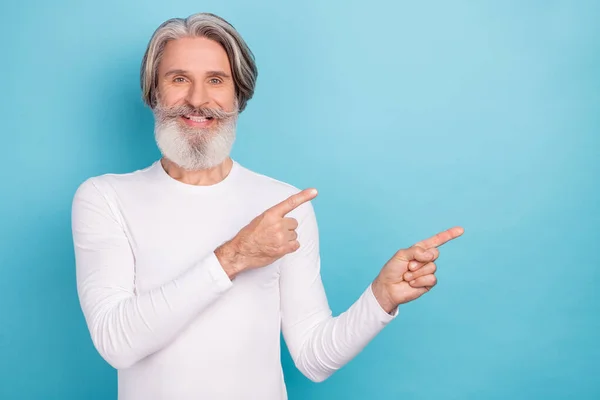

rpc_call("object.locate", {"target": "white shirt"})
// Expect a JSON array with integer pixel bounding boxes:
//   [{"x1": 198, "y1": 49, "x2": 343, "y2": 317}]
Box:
[{"x1": 71, "y1": 159, "x2": 397, "y2": 400}]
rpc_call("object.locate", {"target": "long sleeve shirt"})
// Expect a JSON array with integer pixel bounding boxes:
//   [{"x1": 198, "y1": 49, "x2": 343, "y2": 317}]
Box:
[{"x1": 71, "y1": 159, "x2": 398, "y2": 400}]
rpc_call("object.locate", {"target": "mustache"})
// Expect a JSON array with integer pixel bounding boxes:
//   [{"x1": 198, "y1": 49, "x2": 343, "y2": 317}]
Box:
[{"x1": 154, "y1": 104, "x2": 238, "y2": 120}]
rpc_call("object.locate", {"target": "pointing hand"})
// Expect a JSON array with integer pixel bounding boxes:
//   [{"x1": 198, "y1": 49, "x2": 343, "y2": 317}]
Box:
[
  {"x1": 215, "y1": 188, "x2": 318, "y2": 278},
  {"x1": 372, "y1": 227, "x2": 464, "y2": 313}
]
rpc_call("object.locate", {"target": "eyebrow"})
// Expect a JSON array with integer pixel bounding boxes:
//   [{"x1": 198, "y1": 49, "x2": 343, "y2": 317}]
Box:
[{"x1": 163, "y1": 69, "x2": 231, "y2": 79}]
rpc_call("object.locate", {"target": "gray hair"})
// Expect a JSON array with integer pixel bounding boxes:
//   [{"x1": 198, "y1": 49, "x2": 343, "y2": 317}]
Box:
[{"x1": 140, "y1": 12, "x2": 258, "y2": 112}]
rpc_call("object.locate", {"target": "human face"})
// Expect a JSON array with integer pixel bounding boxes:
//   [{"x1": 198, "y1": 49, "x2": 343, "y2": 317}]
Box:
[{"x1": 153, "y1": 36, "x2": 239, "y2": 170}]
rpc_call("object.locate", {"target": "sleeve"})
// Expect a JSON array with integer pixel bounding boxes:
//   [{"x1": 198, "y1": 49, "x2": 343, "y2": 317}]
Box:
[
  {"x1": 71, "y1": 178, "x2": 233, "y2": 370},
  {"x1": 279, "y1": 200, "x2": 398, "y2": 383}
]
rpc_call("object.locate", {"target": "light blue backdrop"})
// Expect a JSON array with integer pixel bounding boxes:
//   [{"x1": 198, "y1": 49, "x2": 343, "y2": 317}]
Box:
[{"x1": 1, "y1": 1, "x2": 598, "y2": 399}]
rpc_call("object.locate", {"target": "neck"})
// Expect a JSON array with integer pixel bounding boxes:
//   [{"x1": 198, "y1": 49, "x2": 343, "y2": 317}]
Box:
[{"x1": 160, "y1": 157, "x2": 233, "y2": 186}]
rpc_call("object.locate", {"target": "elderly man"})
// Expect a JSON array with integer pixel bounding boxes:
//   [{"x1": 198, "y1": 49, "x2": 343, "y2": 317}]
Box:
[{"x1": 72, "y1": 12, "x2": 463, "y2": 400}]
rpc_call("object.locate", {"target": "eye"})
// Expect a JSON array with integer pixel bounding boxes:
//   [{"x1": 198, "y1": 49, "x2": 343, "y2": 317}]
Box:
[
  {"x1": 209, "y1": 78, "x2": 223, "y2": 84},
  {"x1": 173, "y1": 76, "x2": 187, "y2": 83}
]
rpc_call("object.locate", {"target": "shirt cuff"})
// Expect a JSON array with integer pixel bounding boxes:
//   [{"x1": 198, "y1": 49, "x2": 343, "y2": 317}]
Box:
[
  {"x1": 205, "y1": 251, "x2": 234, "y2": 291},
  {"x1": 366, "y1": 283, "x2": 399, "y2": 321}
]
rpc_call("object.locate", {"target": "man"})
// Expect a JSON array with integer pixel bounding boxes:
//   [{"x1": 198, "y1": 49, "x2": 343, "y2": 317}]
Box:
[{"x1": 71, "y1": 12, "x2": 463, "y2": 400}]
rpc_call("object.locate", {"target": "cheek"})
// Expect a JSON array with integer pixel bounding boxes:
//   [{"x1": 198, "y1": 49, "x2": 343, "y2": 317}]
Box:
[
  {"x1": 159, "y1": 85, "x2": 188, "y2": 107},
  {"x1": 216, "y1": 93, "x2": 237, "y2": 112},
  {"x1": 211, "y1": 84, "x2": 237, "y2": 111}
]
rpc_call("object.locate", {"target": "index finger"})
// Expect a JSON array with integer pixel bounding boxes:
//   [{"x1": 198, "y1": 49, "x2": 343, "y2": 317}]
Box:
[
  {"x1": 414, "y1": 226, "x2": 464, "y2": 249},
  {"x1": 268, "y1": 188, "x2": 318, "y2": 217}
]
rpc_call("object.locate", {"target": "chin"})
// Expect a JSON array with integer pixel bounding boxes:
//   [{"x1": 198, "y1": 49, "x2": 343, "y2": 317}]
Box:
[{"x1": 154, "y1": 117, "x2": 237, "y2": 170}]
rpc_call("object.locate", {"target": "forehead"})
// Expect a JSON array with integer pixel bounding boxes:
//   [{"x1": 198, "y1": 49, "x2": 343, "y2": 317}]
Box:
[{"x1": 158, "y1": 36, "x2": 232, "y2": 75}]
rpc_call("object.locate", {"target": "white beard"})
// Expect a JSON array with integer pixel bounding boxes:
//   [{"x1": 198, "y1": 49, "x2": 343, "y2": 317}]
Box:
[{"x1": 154, "y1": 114, "x2": 237, "y2": 171}]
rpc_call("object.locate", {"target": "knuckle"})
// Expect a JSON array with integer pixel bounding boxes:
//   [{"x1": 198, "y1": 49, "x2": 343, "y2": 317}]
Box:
[
  {"x1": 276, "y1": 231, "x2": 285, "y2": 242},
  {"x1": 413, "y1": 246, "x2": 428, "y2": 258},
  {"x1": 394, "y1": 248, "x2": 409, "y2": 260},
  {"x1": 287, "y1": 241, "x2": 300, "y2": 253},
  {"x1": 264, "y1": 211, "x2": 277, "y2": 222},
  {"x1": 431, "y1": 262, "x2": 437, "y2": 272}
]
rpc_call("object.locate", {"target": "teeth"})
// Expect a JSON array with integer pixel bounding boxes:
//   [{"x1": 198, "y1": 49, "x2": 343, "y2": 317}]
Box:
[{"x1": 187, "y1": 115, "x2": 208, "y2": 122}]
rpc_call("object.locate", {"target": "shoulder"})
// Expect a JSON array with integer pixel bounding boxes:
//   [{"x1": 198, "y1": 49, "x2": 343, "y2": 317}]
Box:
[
  {"x1": 235, "y1": 162, "x2": 317, "y2": 221},
  {"x1": 72, "y1": 162, "x2": 157, "y2": 208},
  {"x1": 236, "y1": 163, "x2": 301, "y2": 197}
]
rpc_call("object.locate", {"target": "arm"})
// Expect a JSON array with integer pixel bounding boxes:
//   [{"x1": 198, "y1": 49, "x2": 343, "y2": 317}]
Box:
[
  {"x1": 279, "y1": 202, "x2": 397, "y2": 383},
  {"x1": 72, "y1": 178, "x2": 233, "y2": 369}
]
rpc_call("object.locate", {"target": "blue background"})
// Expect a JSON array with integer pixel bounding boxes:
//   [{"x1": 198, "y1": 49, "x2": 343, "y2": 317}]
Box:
[{"x1": 1, "y1": 1, "x2": 598, "y2": 399}]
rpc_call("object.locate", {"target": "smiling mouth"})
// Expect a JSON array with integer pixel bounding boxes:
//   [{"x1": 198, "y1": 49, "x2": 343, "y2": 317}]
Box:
[
  {"x1": 179, "y1": 114, "x2": 217, "y2": 129},
  {"x1": 183, "y1": 115, "x2": 214, "y2": 122}
]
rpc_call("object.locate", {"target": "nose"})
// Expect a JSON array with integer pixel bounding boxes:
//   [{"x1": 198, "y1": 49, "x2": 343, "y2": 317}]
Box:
[{"x1": 185, "y1": 82, "x2": 210, "y2": 109}]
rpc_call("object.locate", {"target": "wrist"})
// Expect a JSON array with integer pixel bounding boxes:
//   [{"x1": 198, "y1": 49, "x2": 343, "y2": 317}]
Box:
[
  {"x1": 371, "y1": 277, "x2": 397, "y2": 314},
  {"x1": 215, "y1": 239, "x2": 246, "y2": 279}
]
